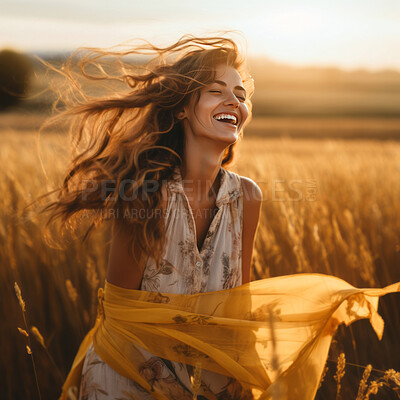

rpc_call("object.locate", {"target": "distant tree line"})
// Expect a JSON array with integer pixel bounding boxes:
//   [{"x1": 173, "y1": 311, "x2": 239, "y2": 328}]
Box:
[{"x1": 0, "y1": 49, "x2": 33, "y2": 110}]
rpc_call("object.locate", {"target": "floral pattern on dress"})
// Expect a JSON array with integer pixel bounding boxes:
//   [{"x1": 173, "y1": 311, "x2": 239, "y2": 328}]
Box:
[
  {"x1": 79, "y1": 165, "x2": 245, "y2": 399},
  {"x1": 178, "y1": 238, "x2": 194, "y2": 262},
  {"x1": 138, "y1": 357, "x2": 193, "y2": 400},
  {"x1": 199, "y1": 240, "x2": 213, "y2": 291},
  {"x1": 140, "y1": 258, "x2": 177, "y2": 292},
  {"x1": 79, "y1": 344, "x2": 193, "y2": 400},
  {"x1": 221, "y1": 250, "x2": 241, "y2": 290}
]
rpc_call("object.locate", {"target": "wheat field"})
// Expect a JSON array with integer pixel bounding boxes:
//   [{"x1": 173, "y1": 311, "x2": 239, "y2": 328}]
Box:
[{"x1": 1, "y1": 117, "x2": 400, "y2": 399}]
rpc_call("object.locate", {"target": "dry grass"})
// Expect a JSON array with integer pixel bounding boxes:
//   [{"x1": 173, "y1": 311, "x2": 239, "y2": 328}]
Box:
[
  {"x1": 235, "y1": 136, "x2": 400, "y2": 287},
  {"x1": 1, "y1": 121, "x2": 400, "y2": 398}
]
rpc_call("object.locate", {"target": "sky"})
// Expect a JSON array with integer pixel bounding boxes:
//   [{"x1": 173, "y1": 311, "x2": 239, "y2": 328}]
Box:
[{"x1": 1, "y1": 0, "x2": 400, "y2": 71}]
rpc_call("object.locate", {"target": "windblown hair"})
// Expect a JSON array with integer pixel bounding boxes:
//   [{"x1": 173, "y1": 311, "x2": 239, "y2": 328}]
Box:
[{"x1": 33, "y1": 32, "x2": 255, "y2": 271}]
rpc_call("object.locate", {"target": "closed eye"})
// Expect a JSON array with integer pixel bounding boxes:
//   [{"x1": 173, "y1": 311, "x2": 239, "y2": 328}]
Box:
[{"x1": 209, "y1": 90, "x2": 246, "y2": 102}]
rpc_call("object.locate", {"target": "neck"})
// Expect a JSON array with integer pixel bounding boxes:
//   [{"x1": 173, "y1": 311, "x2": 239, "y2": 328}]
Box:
[{"x1": 179, "y1": 162, "x2": 222, "y2": 205}]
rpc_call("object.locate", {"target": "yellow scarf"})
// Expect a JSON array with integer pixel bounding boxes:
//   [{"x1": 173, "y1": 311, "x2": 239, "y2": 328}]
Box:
[{"x1": 58, "y1": 273, "x2": 399, "y2": 400}]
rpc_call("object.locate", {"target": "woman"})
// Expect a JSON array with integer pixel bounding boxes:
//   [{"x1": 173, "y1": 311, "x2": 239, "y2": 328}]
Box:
[
  {"x1": 39, "y1": 34, "x2": 258, "y2": 398},
  {"x1": 78, "y1": 38, "x2": 261, "y2": 399},
  {"x1": 38, "y1": 34, "x2": 399, "y2": 400}
]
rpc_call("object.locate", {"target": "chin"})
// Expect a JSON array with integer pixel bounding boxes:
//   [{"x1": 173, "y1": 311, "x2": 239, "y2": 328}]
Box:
[
  {"x1": 216, "y1": 131, "x2": 238, "y2": 146},
  {"x1": 226, "y1": 130, "x2": 240, "y2": 143},
  {"x1": 200, "y1": 127, "x2": 238, "y2": 145}
]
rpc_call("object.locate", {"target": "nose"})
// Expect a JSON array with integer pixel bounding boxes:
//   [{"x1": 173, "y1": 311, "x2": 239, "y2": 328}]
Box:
[{"x1": 223, "y1": 92, "x2": 240, "y2": 107}]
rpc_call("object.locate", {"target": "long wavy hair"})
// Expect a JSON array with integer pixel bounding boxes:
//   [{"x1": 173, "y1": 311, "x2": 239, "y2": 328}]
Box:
[{"x1": 31, "y1": 32, "x2": 255, "y2": 271}]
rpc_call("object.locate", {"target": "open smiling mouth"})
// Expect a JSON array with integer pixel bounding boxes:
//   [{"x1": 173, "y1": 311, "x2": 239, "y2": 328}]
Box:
[{"x1": 213, "y1": 116, "x2": 238, "y2": 128}]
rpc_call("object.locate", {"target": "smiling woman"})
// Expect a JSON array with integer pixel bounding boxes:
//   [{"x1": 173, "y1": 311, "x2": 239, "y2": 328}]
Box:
[{"x1": 33, "y1": 32, "x2": 262, "y2": 399}]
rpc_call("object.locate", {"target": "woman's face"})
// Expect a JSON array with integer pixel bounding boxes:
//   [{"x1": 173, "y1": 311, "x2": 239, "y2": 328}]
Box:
[{"x1": 179, "y1": 63, "x2": 249, "y2": 144}]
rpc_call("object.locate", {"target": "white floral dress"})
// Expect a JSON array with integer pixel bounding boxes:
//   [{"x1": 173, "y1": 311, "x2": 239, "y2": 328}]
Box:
[{"x1": 78, "y1": 165, "x2": 249, "y2": 400}]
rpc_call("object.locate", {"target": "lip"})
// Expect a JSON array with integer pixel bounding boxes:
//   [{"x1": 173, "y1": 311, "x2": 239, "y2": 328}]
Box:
[
  {"x1": 213, "y1": 111, "x2": 240, "y2": 126},
  {"x1": 214, "y1": 119, "x2": 237, "y2": 129}
]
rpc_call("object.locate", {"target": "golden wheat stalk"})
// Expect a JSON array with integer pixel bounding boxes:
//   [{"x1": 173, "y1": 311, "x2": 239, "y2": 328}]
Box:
[
  {"x1": 32, "y1": 325, "x2": 65, "y2": 383},
  {"x1": 14, "y1": 282, "x2": 42, "y2": 400},
  {"x1": 383, "y1": 369, "x2": 400, "y2": 387},
  {"x1": 333, "y1": 352, "x2": 346, "y2": 400},
  {"x1": 356, "y1": 364, "x2": 372, "y2": 400},
  {"x1": 65, "y1": 279, "x2": 78, "y2": 303},
  {"x1": 364, "y1": 380, "x2": 385, "y2": 399},
  {"x1": 65, "y1": 279, "x2": 86, "y2": 337},
  {"x1": 17, "y1": 327, "x2": 29, "y2": 337},
  {"x1": 31, "y1": 326, "x2": 46, "y2": 348},
  {"x1": 318, "y1": 365, "x2": 329, "y2": 389},
  {"x1": 14, "y1": 282, "x2": 26, "y2": 312}
]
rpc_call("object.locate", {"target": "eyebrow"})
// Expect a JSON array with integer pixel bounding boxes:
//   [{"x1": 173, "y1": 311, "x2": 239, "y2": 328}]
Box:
[{"x1": 211, "y1": 80, "x2": 247, "y2": 96}]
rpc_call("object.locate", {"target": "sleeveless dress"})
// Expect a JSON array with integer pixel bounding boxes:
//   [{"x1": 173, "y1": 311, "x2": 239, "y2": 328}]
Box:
[{"x1": 78, "y1": 165, "x2": 246, "y2": 399}]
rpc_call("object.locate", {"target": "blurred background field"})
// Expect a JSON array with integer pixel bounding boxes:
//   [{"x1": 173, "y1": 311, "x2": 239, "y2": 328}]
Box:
[
  {"x1": 2, "y1": 53, "x2": 400, "y2": 139},
  {"x1": 1, "y1": 11, "x2": 400, "y2": 399}
]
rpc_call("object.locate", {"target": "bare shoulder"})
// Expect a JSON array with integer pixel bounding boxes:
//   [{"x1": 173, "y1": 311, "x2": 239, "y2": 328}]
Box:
[{"x1": 240, "y1": 176, "x2": 263, "y2": 205}]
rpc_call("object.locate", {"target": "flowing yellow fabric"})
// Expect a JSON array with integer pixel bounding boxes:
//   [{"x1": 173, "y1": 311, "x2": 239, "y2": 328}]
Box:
[{"x1": 59, "y1": 273, "x2": 400, "y2": 400}]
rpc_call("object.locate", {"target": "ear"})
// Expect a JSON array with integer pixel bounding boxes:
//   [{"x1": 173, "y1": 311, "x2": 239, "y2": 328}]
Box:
[{"x1": 176, "y1": 110, "x2": 186, "y2": 120}]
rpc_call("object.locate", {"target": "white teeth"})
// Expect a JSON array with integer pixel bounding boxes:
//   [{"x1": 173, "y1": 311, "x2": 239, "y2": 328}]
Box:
[{"x1": 213, "y1": 113, "x2": 238, "y2": 125}]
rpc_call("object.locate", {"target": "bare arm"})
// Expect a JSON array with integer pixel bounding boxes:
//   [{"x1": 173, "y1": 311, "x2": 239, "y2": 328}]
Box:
[
  {"x1": 105, "y1": 218, "x2": 148, "y2": 289},
  {"x1": 240, "y1": 176, "x2": 263, "y2": 284},
  {"x1": 106, "y1": 183, "x2": 168, "y2": 289}
]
